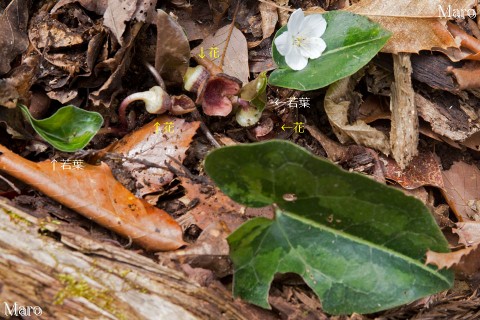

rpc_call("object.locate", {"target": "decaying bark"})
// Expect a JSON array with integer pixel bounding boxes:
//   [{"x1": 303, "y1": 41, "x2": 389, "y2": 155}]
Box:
[
  {"x1": 390, "y1": 53, "x2": 418, "y2": 169},
  {"x1": 0, "y1": 198, "x2": 250, "y2": 319}
]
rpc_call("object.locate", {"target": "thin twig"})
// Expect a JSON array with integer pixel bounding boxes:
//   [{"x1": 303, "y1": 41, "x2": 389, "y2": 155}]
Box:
[
  {"x1": 0, "y1": 174, "x2": 21, "y2": 194},
  {"x1": 104, "y1": 152, "x2": 170, "y2": 170},
  {"x1": 220, "y1": 1, "x2": 241, "y2": 68},
  {"x1": 191, "y1": 110, "x2": 221, "y2": 148},
  {"x1": 144, "y1": 61, "x2": 166, "y2": 90},
  {"x1": 166, "y1": 155, "x2": 211, "y2": 184}
]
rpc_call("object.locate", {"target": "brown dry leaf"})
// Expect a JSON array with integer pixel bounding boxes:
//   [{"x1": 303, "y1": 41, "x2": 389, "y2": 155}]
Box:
[
  {"x1": 178, "y1": 175, "x2": 245, "y2": 231},
  {"x1": 426, "y1": 243, "x2": 480, "y2": 276},
  {"x1": 0, "y1": 107, "x2": 29, "y2": 139},
  {"x1": 132, "y1": 0, "x2": 158, "y2": 23},
  {"x1": 380, "y1": 152, "x2": 444, "y2": 190},
  {"x1": 103, "y1": 0, "x2": 157, "y2": 44},
  {"x1": 191, "y1": 25, "x2": 249, "y2": 84},
  {"x1": 454, "y1": 222, "x2": 480, "y2": 246},
  {"x1": 208, "y1": 0, "x2": 231, "y2": 25},
  {"x1": 90, "y1": 23, "x2": 142, "y2": 108},
  {"x1": 259, "y1": 2, "x2": 278, "y2": 39},
  {"x1": 175, "y1": 8, "x2": 216, "y2": 42},
  {"x1": 109, "y1": 115, "x2": 200, "y2": 197},
  {"x1": 442, "y1": 161, "x2": 480, "y2": 221},
  {"x1": 103, "y1": 0, "x2": 137, "y2": 44},
  {"x1": 274, "y1": 0, "x2": 290, "y2": 26},
  {"x1": 51, "y1": 0, "x2": 108, "y2": 15},
  {"x1": 305, "y1": 124, "x2": 348, "y2": 162},
  {"x1": 0, "y1": 145, "x2": 184, "y2": 251},
  {"x1": 0, "y1": 55, "x2": 39, "y2": 108},
  {"x1": 155, "y1": 9, "x2": 190, "y2": 86},
  {"x1": 0, "y1": 0, "x2": 29, "y2": 75},
  {"x1": 324, "y1": 76, "x2": 391, "y2": 155},
  {"x1": 449, "y1": 62, "x2": 480, "y2": 90},
  {"x1": 357, "y1": 95, "x2": 390, "y2": 123},
  {"x1": 347, "y1": 0, "x2": 476, "y2": 55},
  {"x1": 29, "y1": 11, "x2": 86, "y2": 49}
]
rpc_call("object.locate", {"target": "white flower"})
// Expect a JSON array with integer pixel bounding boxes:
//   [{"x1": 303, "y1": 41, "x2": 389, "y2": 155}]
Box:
[{"x1": 274, "y1": 9, "x2": 327, "y2": 71}]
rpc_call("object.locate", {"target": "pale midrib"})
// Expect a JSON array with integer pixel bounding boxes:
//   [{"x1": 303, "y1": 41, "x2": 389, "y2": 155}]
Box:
[{"x1": 318, "y1": 34, "x2": 390, "y2": 58}]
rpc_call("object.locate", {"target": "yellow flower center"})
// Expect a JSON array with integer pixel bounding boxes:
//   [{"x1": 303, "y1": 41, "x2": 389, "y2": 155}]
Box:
[{"x1": 293, "y1": 36, "x2": 306, "y2": 47}]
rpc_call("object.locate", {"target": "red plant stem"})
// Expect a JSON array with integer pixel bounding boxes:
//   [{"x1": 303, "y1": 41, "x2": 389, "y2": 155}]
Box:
[{"x1": 118, "y1": 93, "x2": 146, "y2": 130}]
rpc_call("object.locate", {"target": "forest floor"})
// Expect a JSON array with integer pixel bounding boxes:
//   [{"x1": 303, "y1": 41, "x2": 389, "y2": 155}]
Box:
[{"x1": 1, "y1": 0, "x2": 480, "y2": 319}]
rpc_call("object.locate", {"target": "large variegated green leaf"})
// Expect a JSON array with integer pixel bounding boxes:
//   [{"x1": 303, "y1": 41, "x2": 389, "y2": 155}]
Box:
[{"x1": 205, "y1": 140, "x2": 453, "y2": 315}]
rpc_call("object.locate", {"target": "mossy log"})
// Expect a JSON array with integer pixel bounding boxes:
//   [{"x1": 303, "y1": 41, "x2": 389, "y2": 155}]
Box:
[{"x1": 0, "y1": 198, "x2": 250, "y2": 319}]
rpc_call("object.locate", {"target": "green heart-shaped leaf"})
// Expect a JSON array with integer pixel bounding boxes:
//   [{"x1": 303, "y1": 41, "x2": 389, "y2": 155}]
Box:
[
  {"x1": 205, "y1": 140, "x2": 453, "y2": 315},
  {"x1": 269, "y1": 11, "x2": 391, "y2": 90},
  {"x1": 19, "y1": 104, "x2": 103, "y2": 152}
]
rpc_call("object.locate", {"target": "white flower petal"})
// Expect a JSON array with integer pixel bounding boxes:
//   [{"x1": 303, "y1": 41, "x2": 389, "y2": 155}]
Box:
[
  {"x1": 301, "y1": 14, "x2": 327, "y2": 38},
  {"x1": 274, "y1": 32, "x2": 291, "y2": 56},
  {"x1": 286, "y1": 46, "x2": 308, "y2": 70},
  {"x1": 298, "y1": 37, "x2": 326, "y2": 59},
  {"x1": 287, "y1": 9, "x2": 304, "y2": 35}
]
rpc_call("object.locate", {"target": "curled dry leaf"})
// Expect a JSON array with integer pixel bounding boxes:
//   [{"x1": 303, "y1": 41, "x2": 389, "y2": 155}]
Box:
[
  {"x1": 208, "y1": 0, "x2": 231, "y2": 25},
  {"x1": 90, "y1": 23, "x2": 142, "y2": 108},
  {"x1": 0, "y1": 0, "x2": 29, "y2": 75},
  {"x1": 259, "y1": 2, "x2": 278, "y2": 39},
  {"x1": 324, "y1": 76, "x2": 391, "y2": 155},
  {"x1": 109, "y1": 115, "x2": 200, "y2": 197},
  {"x1": 426, "y1": 243, "x2": 480, "y2": 276},
  {"x1": 51, "y1": 0, "x2": 108, "y2": 15},
  {"x1": 29, "y1": 11, "x2": 85, "y2": 49},
  {"x1": 103, "y1": 0, "x2": 157, "y2": 44},
  {"x1": 133, "y1": 0, "x2": 158, "y2": 23},
  {"x1": 103, "y1": 0, "x2": 136, "y2": 44},
  {"x1": 0, "y1": 55, "x2": 39, "y2": 108},
  {"x1": 0, "y1": 144, "x2": 184, "y2": 251},
  {"x1": 155, "y1": 9, "x2": 190, "y2": 86},
  {"x1": 448, "y1": 62, "x2": 480, "y2": 90},
  {"x1": 381, "y1": 152, "x2": 444, "y2": 190},
  {"x1": 275, "y1": 0, "x2": 290, "y2": 26},
  {"x1": 441, "y1": 161, "x2": 480, "y2": 221},
  {"x1": 347, "y1": 0, "x2": 476, "y2": 56},
  {"x1": 455, "y1": 222, "x2": 480, "y2": 246},
  {"x1": 191, "y1": 25, "x2": 249, "y2": 84}
]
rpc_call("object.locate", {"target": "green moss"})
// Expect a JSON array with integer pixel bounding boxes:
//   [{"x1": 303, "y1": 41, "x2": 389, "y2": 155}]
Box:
[
  {"x1": 54, "y1": 274, "x2": 126, "y2": 320},
  {"x1": 2, "y1": 209, "x2": 32, "y2": 225},
  {"x1": 119, "y1": 269, "x2": 131, "y2": 278}
]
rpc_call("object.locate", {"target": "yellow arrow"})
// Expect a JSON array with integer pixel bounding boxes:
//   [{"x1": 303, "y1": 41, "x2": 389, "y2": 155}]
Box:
[
  {"x1": 198, "y1": 47, "x2": 205, "y2": 59},
  {"x1": 281, "y1": 124, "x2": 292, "y2": 131},
  {"x1": 154, "y1": 122, "x2": 161, "y2": 134}
]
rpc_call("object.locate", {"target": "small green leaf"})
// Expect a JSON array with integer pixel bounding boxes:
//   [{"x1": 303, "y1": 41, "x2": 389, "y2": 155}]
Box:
[
  {"x1": 269, "y1": 11, "x2": 391, "y2": 90},
  {"x1": 205, "y1": 140, "x2": 453, "y2": 315},
  {"x1": 19, "y1": 104, "x2": 103, "y2": 152},
  {"x1": 240, "y1": 71, "x2": 268, "y2": 111}
]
